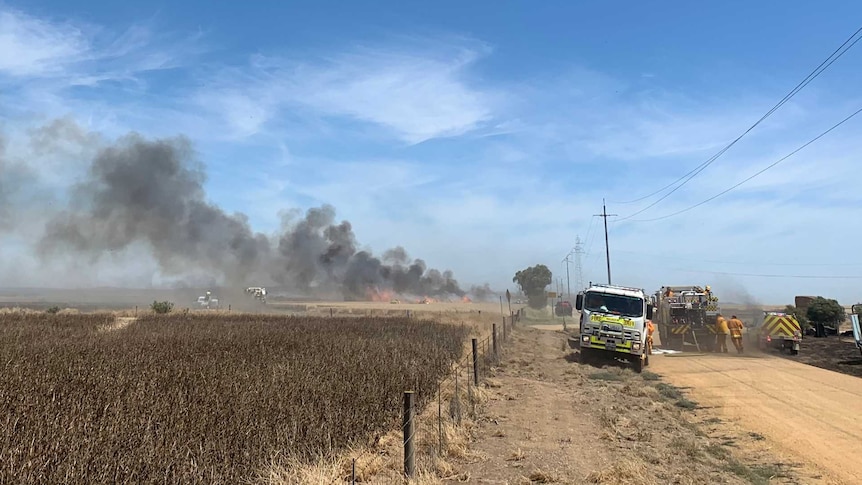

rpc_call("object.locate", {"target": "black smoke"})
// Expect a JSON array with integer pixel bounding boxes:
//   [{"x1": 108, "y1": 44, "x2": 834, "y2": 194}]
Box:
[{"x1": 35, "y1": 132, "x2": 466, "y2": 299}]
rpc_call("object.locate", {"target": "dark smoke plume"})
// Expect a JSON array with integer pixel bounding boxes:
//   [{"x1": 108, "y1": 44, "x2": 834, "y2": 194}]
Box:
[{"x1": 36, "y1": 132, "x2": 466, "y2": 299}]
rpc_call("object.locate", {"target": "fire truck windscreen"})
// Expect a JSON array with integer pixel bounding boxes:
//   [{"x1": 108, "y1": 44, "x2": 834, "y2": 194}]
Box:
[{"x1": 584, "y1": 292, "x2": 644, "y2": 318}]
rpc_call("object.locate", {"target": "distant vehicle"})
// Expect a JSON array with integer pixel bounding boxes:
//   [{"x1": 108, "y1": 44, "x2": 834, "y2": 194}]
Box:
[
  {"x1": 555, "y1": 300, "x2": 573, "y2": 316},
  {"x1": 245, "y1": 287, "x2": 267, "y2": 304},
  {"x1": 196, "y1": 291, "x2": 219, "y2": 309}
]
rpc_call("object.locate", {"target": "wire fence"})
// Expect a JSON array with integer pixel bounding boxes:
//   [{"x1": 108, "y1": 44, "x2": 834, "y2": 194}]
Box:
[{"x1": 332, "y1": 310, "x2": 522, "y2": 483}]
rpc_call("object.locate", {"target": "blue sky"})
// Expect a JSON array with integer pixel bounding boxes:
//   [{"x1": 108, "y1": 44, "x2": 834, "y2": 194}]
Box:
[{"x1": 2, "y1": 1, "x2": 862, "y2": 303}]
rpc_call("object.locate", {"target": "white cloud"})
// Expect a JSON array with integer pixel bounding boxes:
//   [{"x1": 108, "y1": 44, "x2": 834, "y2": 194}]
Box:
[
  {"x1": 0, "y1": 9, "x2": 89, "y2": 77},
  {"x1": 194, "y1": 39, "x2": 497, "y2": 143}
]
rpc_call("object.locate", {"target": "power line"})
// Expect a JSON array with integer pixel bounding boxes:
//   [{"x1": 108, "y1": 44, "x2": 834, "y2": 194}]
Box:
[
  {"x1": 606, "y1": 254, "x2": 862, "y2": 279},
  {"x1": 610, "y1": 24, "x2": 862, "y2": 214},
  {"x1": 627, "y1": 105, "x2": 862, "y2": 222},
  {"x1": 582, "y1": 215, "x2": 597, "y2": 254},
  {"x1": 611, "y1": 249, "x2": 862, "y2": 267},
  {"x1": 675, "y1": 269, "x2": 862, "y2": 279}
]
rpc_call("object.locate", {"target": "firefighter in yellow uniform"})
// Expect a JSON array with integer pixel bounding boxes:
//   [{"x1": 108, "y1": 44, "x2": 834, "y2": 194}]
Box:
[
  {"x1": 728, "y1": 315, "x2": 744, "y2": 354},
  {"x1": 646, "y1": 319, "x2": 656, "y2": 354},
  {"x1": 715, "y1": 314, "x2": 730, "y2": 353}
]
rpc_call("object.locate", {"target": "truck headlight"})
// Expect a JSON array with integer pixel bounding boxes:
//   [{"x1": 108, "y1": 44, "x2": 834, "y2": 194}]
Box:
[
  {"x1": 632, "y1": 342, "x2": 641, "y2": 350},
  {"x1": 581, "y1": 335, "x2": 590, "y2": 343}
]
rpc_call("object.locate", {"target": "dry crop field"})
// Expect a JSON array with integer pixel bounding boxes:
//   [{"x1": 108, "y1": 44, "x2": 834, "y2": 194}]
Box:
[{"x1": 0, "y1": 312, "x2": 470, "y2": 484}]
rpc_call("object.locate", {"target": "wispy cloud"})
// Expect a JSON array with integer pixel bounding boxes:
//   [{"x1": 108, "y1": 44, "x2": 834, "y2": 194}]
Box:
[
  {"x1": 0, "y1": 9, "x2": 89, "y2": 77},
  {"x1": 0, "y1": 6, "x2": 202, "y2": 132},
  {"x1": 193, "y1": 38, "x2": 497, "y2": 143}
]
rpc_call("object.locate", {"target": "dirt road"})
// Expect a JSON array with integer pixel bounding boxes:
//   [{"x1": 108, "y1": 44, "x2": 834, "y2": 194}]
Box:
[
  {"x1": 453, "y1": 323, "x2": 802, "y2": 484},
  {"x1": 654, "y1": 352, "x2": 862, "y2": 484}
]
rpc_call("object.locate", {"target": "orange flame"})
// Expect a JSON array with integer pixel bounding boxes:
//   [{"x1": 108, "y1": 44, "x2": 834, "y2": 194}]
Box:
[{"x1": 461, "y1": 296, "x2": 472, "y2": 303}]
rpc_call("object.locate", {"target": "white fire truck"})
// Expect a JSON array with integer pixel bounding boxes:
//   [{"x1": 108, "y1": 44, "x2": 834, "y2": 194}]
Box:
[{"x1": 575, "y1": 284, "x2": 654, "y2": 373}]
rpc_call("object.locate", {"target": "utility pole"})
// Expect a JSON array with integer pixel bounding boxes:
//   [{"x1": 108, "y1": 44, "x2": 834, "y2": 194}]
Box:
[
  {"x1": 562, "y1": 255, "x2": 571, "y2": 300},
  {"x1": 594, "y1": 199, "x2": 617, "y2": 285}
]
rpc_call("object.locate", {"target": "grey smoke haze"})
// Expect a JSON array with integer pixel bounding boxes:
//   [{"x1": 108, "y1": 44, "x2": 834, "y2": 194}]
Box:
[
  {"x1": 0, "y1": 135, "x2": 36, "y2": 230},
  {"x1": 468, "y1": 283, "x2": 496, "y2": 301},
  {"x1": 30, "y1": 128, "x2": 475, "y2": 299},
  {"x1": 0, "y1": 135, "x2": 8, "y2": 228}
]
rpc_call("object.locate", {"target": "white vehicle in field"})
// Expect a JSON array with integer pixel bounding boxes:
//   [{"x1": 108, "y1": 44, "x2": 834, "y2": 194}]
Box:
[
  {"x1": 245, "y1": 286, "x2": 267, "y2": 304},
  {"x1": 575, "y1": 284, "x2": 654, "y2": 373},
  {"x1": 196, "y1": 291, "x2": 219, "y2": 309}
]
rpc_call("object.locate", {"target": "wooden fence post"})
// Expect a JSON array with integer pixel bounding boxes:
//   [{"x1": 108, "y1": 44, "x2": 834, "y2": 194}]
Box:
[
  {"x1": 437, "y1": 387, "x2": 443, "y2": 455},
  {"x1": 492, "y1": 323, "x2": 498, "y2": 358},
  {"x1": 471, "y1": 338, "x2": 479, "y2": 386},
  {"x1": 403, "y1": 391, "x2": 416, "y2": 478}
]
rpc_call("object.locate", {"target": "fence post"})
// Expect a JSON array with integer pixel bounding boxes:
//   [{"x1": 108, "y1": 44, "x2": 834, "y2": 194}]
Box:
[
  {"x1": 502, "y1": 317, "x2": 507, "y2": 342},
  {"x1": 134, "y1": 305, "x2": 137, "y2": 316},
  {"x1": 403, "y1": 391, "x2": 416, "y2": 478},
  {"x1": 471, "y1": 338, "x2": 479, "y2": 386},
  {"x1": 228, "y1": 304, "x2": 231, "y2": 313},
  {"x1": 330, "y1": 308, "x2": 334, "y2": 317},
  {"x1": 453, "y1": 368, "x2": 462, "y2": 425},
  {"x1": 438, "y1": 387, "x2": 443, "y2": 455},
  {"x1": 492, "y1": 323, "x2": 498, "y2": 359},
  {"x1": 352, "y1": 458, "x2": 356, "y2": 484}
]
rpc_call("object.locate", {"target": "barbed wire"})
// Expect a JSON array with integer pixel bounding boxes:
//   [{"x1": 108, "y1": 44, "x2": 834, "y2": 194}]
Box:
[{"x1": 326, "y1": 315, "x2": 513, "y2": 483}]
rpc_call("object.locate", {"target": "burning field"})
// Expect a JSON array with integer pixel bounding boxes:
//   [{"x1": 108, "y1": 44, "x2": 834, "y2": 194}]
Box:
[{"x1": 0, "y1": 312, "x2": 470, "y2": 484}]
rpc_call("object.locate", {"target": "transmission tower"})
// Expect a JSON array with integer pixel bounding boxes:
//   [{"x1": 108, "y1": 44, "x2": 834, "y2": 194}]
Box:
[{"x1": 574, "y1": 236, "x2": 584, "y2": 292}]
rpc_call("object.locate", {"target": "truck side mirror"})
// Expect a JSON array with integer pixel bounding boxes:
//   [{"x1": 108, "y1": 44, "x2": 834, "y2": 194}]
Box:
[
  {"x1": 646, "y1": 304, "x2": 654, "y2": 320},
  {"x1": 575, "y1": 293, "x2": 584, "y2": 311}
]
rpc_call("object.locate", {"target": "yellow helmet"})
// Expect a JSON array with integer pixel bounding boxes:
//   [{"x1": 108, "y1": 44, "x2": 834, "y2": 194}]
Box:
[{"x1": 705, "y1": 285, "x2": 711, "y2": 291}]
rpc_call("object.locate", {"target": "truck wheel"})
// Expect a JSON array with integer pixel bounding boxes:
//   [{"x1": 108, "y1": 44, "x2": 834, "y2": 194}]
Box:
[
  {"x1": 632, "y1": 356, "x2": 644, "y2": 373},
  {"x1": 579, "y1": 348, "x2": 591, "y2": 365},
  {"x1": 790, "y1": 347, "x2": 799, "y2": 355}
]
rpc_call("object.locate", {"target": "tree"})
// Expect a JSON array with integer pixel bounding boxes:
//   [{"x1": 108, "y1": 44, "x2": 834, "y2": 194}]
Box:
[
  {"x1": 151, "y1": 301, "x2": 174, "y2": 314},
  {"x1": 513, "y1": 265, "x2": 552, "y2": 309},
  {"x1": 806, "y1": 297, "x2": 844, "y2": 330},
  {"x1": 784, "y1": 304, "x2": 810, "y2": 330}
]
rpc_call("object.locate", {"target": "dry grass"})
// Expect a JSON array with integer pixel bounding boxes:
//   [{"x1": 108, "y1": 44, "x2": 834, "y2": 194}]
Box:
[
  {"x1": 621, "y1": 381, "x2": 661, "y2": 399},
  {"x1": 528, "y1": 469, "x2": 557, "y2": 483},
  {"x1": 0, "y1": 312, "x2": 470, "y2": 484},
  {"x1": 586, "y1": 459, "x2": 654, "y2": 484}
]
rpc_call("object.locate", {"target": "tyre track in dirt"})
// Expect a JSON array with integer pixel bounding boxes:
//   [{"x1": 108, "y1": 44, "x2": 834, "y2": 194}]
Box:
[{"x1": 654, "y1": 352, "x2": 862, "y2": 484}]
